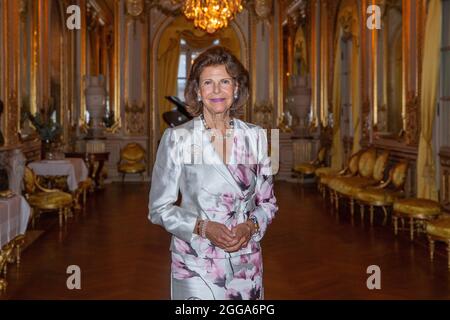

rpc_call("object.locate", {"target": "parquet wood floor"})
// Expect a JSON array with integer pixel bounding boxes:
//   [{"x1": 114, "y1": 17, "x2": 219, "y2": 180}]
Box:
[{"x1": 2, "y1": 182, "x2": 449, "y2": 299}]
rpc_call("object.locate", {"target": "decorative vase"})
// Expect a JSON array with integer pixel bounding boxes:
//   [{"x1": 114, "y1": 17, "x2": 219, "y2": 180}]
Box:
[{"x1": 41, "y1": 139, "x2": 54, "y2": 160}]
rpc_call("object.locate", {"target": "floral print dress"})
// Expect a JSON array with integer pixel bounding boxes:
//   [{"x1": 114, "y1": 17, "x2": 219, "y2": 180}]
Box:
[{"x1": 148, "y1": 117, "x2": 278, "y2": 300}]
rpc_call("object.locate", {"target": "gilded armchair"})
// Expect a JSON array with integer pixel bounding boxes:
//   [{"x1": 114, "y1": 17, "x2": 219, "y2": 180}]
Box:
[
  {"x1": 0, "y1": 234, "x2": 25, "y2": 292},
  {"x1": 355, "y1": 160, "x2": 408, "y2": 226},
  {"x1": 117, "y1": 143, "x2": 146, "y2": 182},
  {"x1": 317, "y1": 149, "x2": 364, "y2": 202},
  {"x1": 328, "y1": 149, "x2": 390, "y2": 218},
  {"x1": 23, "y1": 166, "x2": 73, "y2": 228},
  {"x1": 394, "y1": 197, "x2": 441, "y2": 241},
  {"x1": 0, "y1": 243, "x2": 13, "y2": 292},
  {"x1": 426, "y1": 216, "x2": 450, "y2": 269},
  {"x1": 293, "y1": 147, "x2": 327, "y2": 184}
]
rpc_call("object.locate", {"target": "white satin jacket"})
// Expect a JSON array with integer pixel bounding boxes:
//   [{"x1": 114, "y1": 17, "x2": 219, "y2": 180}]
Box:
[{"x1": 148, "y1": 116, "x2": 278, "y2": 258}]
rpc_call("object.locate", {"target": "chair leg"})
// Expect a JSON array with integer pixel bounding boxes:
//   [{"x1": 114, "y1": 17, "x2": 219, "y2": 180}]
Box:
[
  {"x1": 350, "y1": 198, "x2": 355, "y2": 219},
  {"x1": 0, "y1": 277, "x2": 7, "y2": 292},
  {"x1": 16, "y1": 245, "x2": 21, "y2": 266},
  {"x1": 392, "y1": 215, "x2": 398, "y2": 235},
  {"x1": 83, "y1": 189, "x2": 87, "y2": 206},
  {"x1": 30, "y1": 208, "x2": 35, "y2": 229},
  {"x1": 428, "y1": 236, "x2": 435, "y2": 261},
  {"x1": 447, "y1": 241, "x2": 450, "y2": 270},
  {"x1": 59, "y1": 208, "x2": 63, "y2": 228},
  {"x1": 360, "y1": 204, "x2": 365, "y2": 223},
  {"x1": 382, "y1": 206, "x2": 389, "y2": 226},
  {"x1": 409, "y1": 217, "x2": 414, "y2": 241},
  {"x1": 334, "y1": 191, "x2": 339, "y2": 211},
  {"x1": 370, "y1": 206, "x2": 374, "y2": 226},
  {"x1": 122, "y1": 173, "x2": 125, "y2": 183},
  {"x1": 393, "y1": 215, "x2": 398, "y2": 235}
]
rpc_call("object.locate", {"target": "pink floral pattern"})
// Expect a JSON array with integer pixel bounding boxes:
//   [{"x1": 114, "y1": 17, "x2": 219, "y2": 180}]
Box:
[
  {"x1": 171, "y1": 251, "x2": 263, "y2": 300},
  {"x1": 170, "y1": 124, "x2": 276, "y2": 300}
]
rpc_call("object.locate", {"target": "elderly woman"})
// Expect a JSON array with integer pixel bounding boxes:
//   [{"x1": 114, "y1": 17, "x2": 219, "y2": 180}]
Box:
[{"x1": 148, "y1": 46, "x2": 277, "y2": 300}]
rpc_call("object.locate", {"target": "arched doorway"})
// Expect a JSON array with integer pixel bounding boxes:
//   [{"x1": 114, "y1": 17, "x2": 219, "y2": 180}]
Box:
[{"x1": 149, "y1": 15, "x2": 246, "y2": 166}]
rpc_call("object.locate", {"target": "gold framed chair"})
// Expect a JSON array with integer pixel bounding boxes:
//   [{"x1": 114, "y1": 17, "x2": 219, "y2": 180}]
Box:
[
  {"x1": 355, "y1": 160, "x2": 408, "y2": 226},
  {"x1": 71, "y1": 177, "x2": 94, "y2": 210},
  {"x1": 0, "y1": 234, "x2": 26, "y2": 292},
  {"x1": 329, "y1": 150, "x2": 389, "y2": 218},
  {"x1": 23, "y1": 166, "x2": 73, "y2": 228},
  {"x1": 328, "y1": 148, "x2": 386, "y2": 217},
  {"x1": 117, "y1": 143, "x2": 146, "y2": 183},
  {"x1": 318, "y1": 149, "x2": 364, "y2": 202},
  {"x1": 79, "y1": 178, "x2": 94, "y2": 206},
  {"x1": 293, "y1": 147, "x2": 327, "y2": 184},
  {"x1": 426, "y1": 216, "x2": 450, "y2": 270},
  {"x1": 0, "y1": 242, "x2": 13, "y2": 292},
  {"x1": 393, "y1": 198, "x2": 441, "y2": 241}
]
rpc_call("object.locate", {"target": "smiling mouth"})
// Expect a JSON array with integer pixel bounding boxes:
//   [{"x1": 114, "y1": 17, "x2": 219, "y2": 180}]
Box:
[{"x1": 210, "y1": 98, "x2": 226, "y2": 103}]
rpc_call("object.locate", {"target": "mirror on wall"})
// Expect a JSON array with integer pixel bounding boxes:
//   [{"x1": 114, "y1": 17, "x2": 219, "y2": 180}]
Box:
[
  {"x1": 49, "y1": 0, "x2": 64, "y2": 126},
  {"x1": 18, "y1": 0, "x2": 35, "y2": 139},
  {"x1": 376, "y1": 0, "x2": 403, "y2": 137},
  {"x1": 85, "y1": 0, "x2": 115, "y2": 128},
  {"x1": 18, "y1": 0, "x2": 67, "y2": 140},
  {"x1": 282, "y1": 4, "x2": 310, "y2": 137}
]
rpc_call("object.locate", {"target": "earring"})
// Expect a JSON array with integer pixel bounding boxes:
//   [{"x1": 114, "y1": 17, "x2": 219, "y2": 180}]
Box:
[
  {"x1": 197, "y1": 95, "x2": 202, "y2": 102},
  {"x1": 234, "y1": 91, "x2": 238, "y2": 99}
]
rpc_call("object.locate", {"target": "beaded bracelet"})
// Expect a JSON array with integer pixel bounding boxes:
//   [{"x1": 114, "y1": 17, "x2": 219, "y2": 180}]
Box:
[
  {"x1": 248, "y1": 216, "x2": 260, "y2": 234},
  {"x1": 201, "y1": 219, "x2": 209, "y2": 238},
  {"x1": 195, "y1": 220, "x2": 202, "y2": 235}
]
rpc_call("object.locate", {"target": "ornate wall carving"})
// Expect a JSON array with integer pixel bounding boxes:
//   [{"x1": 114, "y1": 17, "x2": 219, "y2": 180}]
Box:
[
  {"x1": 125, "y1": 102, "x2": 145, "y2": 135},
  {"x1": 361, "y1": 97, "x2": 371, "y2": 141},
  {"x1": 7, "y1": 91, "x2": 19, "y2": 146},
  {"x1": 403, "y1": 91, "x2": 419, "y2": 146}
]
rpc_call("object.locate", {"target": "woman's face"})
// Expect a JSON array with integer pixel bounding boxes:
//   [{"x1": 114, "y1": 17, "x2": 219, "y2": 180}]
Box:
[{"x1": 198, "y1": 64, "x2": 237, "y2": 116}]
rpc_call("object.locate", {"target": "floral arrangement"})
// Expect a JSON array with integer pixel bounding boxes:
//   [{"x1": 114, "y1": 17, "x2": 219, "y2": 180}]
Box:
[{"x1": 26, "y1": 108, "x2": 62, "y2": 142}]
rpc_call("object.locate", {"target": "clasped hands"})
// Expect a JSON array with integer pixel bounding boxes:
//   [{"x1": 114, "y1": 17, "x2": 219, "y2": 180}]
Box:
[{"x1": 203, "y1": 220, "x2": 255, "y2": 252}]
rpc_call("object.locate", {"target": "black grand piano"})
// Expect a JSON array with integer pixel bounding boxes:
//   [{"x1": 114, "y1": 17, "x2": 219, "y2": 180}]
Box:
[{"x1": 162, "y1": 96, "x2": 193, "y2": 127}]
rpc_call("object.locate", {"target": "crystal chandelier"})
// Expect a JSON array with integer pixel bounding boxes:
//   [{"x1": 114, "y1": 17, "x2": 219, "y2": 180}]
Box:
[{"x1": 183, "y1": 0, "x2": 244, "y2": 34}]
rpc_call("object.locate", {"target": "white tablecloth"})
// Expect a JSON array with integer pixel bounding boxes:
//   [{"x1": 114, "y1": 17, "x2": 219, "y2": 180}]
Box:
[
  {"x1": 0, "y1": 195, "x2": 31, "y2": 248},
  {"x1": 28, "y1": 158, "x2": 89, "y2": 192}
]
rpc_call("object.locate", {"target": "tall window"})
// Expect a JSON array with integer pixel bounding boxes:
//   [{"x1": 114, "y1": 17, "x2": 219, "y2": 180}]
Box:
[{"x1": 176, "y1": 39, "x2": 220, "y2": 100}]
